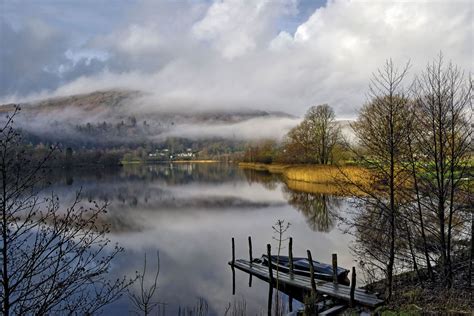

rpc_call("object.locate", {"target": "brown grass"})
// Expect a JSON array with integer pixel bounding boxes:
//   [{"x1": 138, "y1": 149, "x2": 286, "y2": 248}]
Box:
[
  {"x1": 239, "y1": 163, "x2": 369, "y2": 183},
  {"x1": 285, "y1": 180, "x2": 343, "y2": 195},
  {"x1": 238, "y1": 162, "x2": 371, "y2": 196},
  {"x1": 238, "y1": 162, "x2": 288, "y2": 173},
  {"x1": 284, "y1": 165, "x2": 368, "y2": 184}
]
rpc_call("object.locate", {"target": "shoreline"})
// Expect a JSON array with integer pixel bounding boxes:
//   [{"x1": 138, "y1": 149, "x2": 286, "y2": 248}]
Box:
[
  {"x1": 121, "y1": 159, "x2": 220, "y2": 165},
  {"x1": 238, "y1": 162, "x2": 369, "y2": 196},
  {"x1": 171, "y1": 160, "x2": 220, "y2": 163}
]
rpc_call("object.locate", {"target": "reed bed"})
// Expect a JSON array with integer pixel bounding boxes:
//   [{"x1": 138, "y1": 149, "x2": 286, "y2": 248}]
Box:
[{"x1": 239, "y1": 163, "x2": 370, "y2": 186}]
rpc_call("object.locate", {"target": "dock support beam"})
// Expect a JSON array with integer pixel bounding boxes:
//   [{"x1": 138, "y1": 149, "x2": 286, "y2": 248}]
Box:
[
  {"x1": 267, "y1": 244, "x2": 274, "y2": 283},
  {"x1": 267, "y1": 282, "x2": 273, "y2": 316},
  {"x1": 307, "y1": 250, "x2": 317, "y2": 294},
  {"x1": 267, "y1": 244, "x2": 273, "y2": 316},
  {"x1": 332, "y1": 253, "x2": 338, "y2": 284},
  {"x1": 350, "y1": 266, "x2": 356, "y2": 307}
]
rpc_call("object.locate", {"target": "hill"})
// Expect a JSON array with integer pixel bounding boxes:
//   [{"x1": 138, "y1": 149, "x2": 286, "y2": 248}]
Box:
[{"x1": 0, "y1": 90, "x2": 298, "y2": 150}]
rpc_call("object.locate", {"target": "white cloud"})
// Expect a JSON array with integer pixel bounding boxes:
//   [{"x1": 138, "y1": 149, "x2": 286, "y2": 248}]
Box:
[
  {"x1": 192, "y1": 0, "x2": 296, "y2": 59},
  {"x1": 117, "y1": 24, "x2": 163, "y2": 55},
  {"x1": 160, "y1": 116, "x2": 301, "y2": 141},
  {"x1": 2, "y1": 0, "x2": 473, "y2": 119}
]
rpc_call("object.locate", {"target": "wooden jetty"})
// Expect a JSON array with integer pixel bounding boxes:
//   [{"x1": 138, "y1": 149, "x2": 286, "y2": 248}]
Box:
[
  {"x1": 230, "y1": 259, "x2": 383, "y2": 308},
  {"x1": 229, "y1": 237, "x2": 384, "y2": 310}
]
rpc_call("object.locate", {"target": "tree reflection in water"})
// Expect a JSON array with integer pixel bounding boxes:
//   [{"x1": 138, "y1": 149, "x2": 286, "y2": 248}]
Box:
[
  {"x1": 241, "y1": 168, "x2": 341, "y2": 233},
  {"x1": 241, "y1": 169, "x2": 281, "y2": 191},
  {"x1": 282, "y1": 186, "x2": 340, "y2": 232}
]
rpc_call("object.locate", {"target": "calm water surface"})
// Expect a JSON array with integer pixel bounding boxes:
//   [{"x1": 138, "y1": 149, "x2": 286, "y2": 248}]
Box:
[{"x1": 48, "y1": 163, "x2": 356, "y2": 315}]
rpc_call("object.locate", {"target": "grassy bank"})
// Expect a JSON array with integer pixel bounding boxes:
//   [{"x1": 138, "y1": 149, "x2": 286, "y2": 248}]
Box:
[
  {"x1": 239, "y1": 162, "x2": 370, "y2": 196},
  {"x1": 239, "y1": 162, "x2": 368, "y2": 184}
]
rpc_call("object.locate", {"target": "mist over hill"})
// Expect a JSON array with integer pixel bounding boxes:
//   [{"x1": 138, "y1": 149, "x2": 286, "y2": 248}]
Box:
[{"x1": 0, "y1": 90, "x2": 300, "y2": 148}]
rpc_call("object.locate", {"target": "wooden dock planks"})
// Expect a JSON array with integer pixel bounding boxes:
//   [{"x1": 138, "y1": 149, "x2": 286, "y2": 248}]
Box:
[{"x1": 231, "y1": 259, "x2": 384, "y2": 308}]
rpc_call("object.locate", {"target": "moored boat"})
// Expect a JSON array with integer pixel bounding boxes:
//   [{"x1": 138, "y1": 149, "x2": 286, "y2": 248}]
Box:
[{"x1": 254, "y1": 255, "x2": 350, "y2": 285}]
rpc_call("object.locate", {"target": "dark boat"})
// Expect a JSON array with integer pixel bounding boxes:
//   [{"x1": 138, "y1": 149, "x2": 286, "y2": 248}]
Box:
[{"x1": 254, "y1": 255, "x2": 350, "y2": 285}]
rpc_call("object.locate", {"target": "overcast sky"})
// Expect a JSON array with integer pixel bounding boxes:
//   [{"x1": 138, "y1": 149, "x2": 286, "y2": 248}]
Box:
[{"x1": 0, "y1": 0, "x2": 472, "y2": 117}]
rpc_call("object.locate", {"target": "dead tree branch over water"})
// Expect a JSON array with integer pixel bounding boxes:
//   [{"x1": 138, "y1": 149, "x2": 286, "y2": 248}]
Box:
[{"x1": 0, "y1": 106, "x2": 132, "y2": 315}]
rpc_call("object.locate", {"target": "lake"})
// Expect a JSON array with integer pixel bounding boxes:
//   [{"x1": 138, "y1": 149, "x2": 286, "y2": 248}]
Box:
[{"x1": 47, "y1": 163, "x2": 356, "y2": 315}]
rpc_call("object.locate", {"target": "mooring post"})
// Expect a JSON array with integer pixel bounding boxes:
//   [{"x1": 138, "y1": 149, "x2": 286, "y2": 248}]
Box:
[
  {"x1": 289, "y1": 237, "x2": 294, "y2": 277},
  {"x1": 248, "y1": 236, "x2": 253, "y2": 287},
  {"x1": 232, "y1": 264, "x2": 236, "y2": 295},
  {"x1": 231, "y1": 237, "x2": 236, "y2": 295},
  {"x1": 306, "y1": 249, "x2": 317, "y2": 294},
  {"x1": 332, "y1": 253, "x2": 338, "y2": 284},
  {"x1": 350, "y1": 266, "x2": 356, "y2": 307},
  {"x1": 231, "y1": 237, "x2": 235, "y2": 266},
  {"x1": 248, "y1": 236, "x2": 253, "y2": 262},
  {"x1": 267, "y1": 281, "x2": 273, "y2": 316},
  {"x1": 267, "y1": 244, "x2": 274, "y2": 284}
]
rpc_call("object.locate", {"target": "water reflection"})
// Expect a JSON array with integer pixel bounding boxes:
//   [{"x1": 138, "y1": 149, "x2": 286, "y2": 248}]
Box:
[
  {"x1": 241, "y1": 169, "x2": 340, "y2": 233},
  {"x1": 282, "y1": 187, "x2": 340, "y2": 232},
  {"x1": 44, "y1": 163, "x2": 354, "y2": 315},
  {"x1": 47, "y1": 164, "x2": 287, "y2": 234},
  {"x1": 241, "y1": 169, "x2": 281, "y2": 191}
]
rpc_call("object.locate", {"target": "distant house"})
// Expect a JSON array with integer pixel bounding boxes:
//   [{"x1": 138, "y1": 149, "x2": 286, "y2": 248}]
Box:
[{"x1": 176, "y1": 152, "x2": 195, "y2": 158}]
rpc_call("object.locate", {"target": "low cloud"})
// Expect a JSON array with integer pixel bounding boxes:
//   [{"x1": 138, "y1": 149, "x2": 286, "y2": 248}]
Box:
[
  {"x1": 1, "y1": 0, "x2": 472, "y2": 119},
  {"x1": 159, "y1": 116, "x2": 301, "y2": 141}
]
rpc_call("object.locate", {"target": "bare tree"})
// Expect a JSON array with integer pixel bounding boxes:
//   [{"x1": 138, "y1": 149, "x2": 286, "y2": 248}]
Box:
[
  {"x1": 411, "y1": 54, "x2": 472, "y2": 287},
  {"x1": 340, "y1": 59, "x2": 413, "y2": 299},
  {"x1": 282, "y1": 120, "x2": 314, "y2": 163},
  {"x1": 0, "y1": 106, "x2": 132, "y2": 315},
  {"x1": 129, "y1": 252, "x2": 161, "y2": 315},
  {"x1": 282, "y1": 104, "x2": 340, "y2": 164},
  {"x1": 271, "y1": 219, "x2": 290, "y2": 316},
  {"x1": 305, "y1": 104, "x2": 341, "y2": 164}
]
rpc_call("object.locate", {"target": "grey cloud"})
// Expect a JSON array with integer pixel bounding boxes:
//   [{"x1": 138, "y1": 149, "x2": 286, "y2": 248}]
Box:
[
  {"x1": 0, "y1": 19, "x2": 67, "y2": 96},
  {"x1": 1, "y1": 0, "x2": 472, "y2": 119},
  {"x1": 0, "y1": 18, "x2": 108, "y2": 99}
]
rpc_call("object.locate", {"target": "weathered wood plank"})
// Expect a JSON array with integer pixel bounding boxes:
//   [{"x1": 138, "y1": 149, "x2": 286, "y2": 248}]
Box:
[
  {"x1": 235, "y1": 260, "x2": 376, "y2": 297},
  {"x1": 319, "y1": 305, "x2": 346, "y2": 316},
  {"x1": 231, "y1": 259, "x2": 384, "y2": 308}
]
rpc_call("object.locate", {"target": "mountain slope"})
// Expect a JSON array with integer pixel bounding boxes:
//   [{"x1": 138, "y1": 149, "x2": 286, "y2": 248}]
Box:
[{"x1": 0, "y1": 90, "x2": 299, "y2": 147}]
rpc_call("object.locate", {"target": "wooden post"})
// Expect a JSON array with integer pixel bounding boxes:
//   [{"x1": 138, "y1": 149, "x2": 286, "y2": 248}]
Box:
[
  {"x1": 350, "y1": 266, "x2": 356, "y2": 307},
  {"x1": 231, "y1": 237, "x2": 235, "y2": 266},
  {"x1": 332, "y1": 253, "x2": 338, "y2": 284},
  {"x1": 248, "y1": 236, "x2": 253, "y2": 262},
  {"x1": 267, "y1": 281, "x2": 273, "y2": 316},
  {"x1": 231, "y1": 238, "x2": 236, "y2": 295},
  {"x1": 267, "y1": 244, "x2": 273, "y2": 284},
  {"x1": 289, "y1": 237, "x2": 294, "y2": 277},
  {"x1": 232, "y1": 265, "x2": 235, "y2": 295},
  {"x1": 307, "y1": 250, "x2": 317, "y2": 294},
  {"x1": 248, "y1": 236, "x2": 253, "y2": 287}
]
